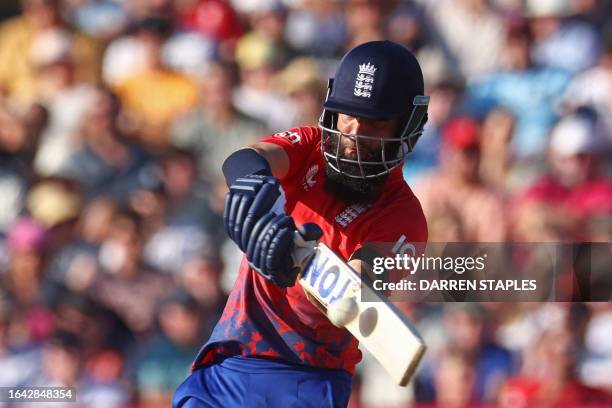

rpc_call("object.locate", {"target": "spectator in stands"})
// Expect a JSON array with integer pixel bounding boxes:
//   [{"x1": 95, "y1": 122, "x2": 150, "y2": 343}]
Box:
[
  {"x1": 30, "y1": 28, "x2": 98, "y2": 176},
  {"x1": 562, "y1": 24, "x2": 612, "y2": 144},
  {"x1": 415, "y1": 117, "x2": 507, "y2": 242},
  {"x1": 525, "y1": 0, "x2": 600, "y2": 74},
  {"x1": 142, "y1": 149, "x2": 219, "y2": 275},
  {"x1": 417, "y1": 304, "x2": 515, "y2": 404},
  {"x1": 467, "y1": 18, "x2": 571, "y2": 160},
  {"x1": 233, "y1": 30, "x2": 296, "y2": 131},
  {"x1": 59, "y1": 88, "x2": 155, "y2": 201},
  {"x1": 424, "y1": 0, "x2": 504, "y2": 80},
  {"x1": 284, "y1": 0, "x2": 345, "y2": 57},
  {"x1": 63, "y1": 0, "x2": 129, "y2": 40},
  {"x1": 478, "y1": 107, "x2": 515, "y2": 192},
  {"x1": 499, "y1": 306, "x2": 609, "y2": 407},
  {"x1": 343, "y1": 0, "x2": 386, "y2": 50},
  {"x1": 176, "y1": 0, "x2": 242, "y2": 50},
  {"x1": 0, "y1": 0, "x2": 100, "y2": 109},
  {"x1": 26, "y1": 179, "x2": 83, "y2": 254},
  {"x1": 45, "y1": 197, "x2": 116, "y2": 296},
  {"x1": 176, "y1": 257, "x2": 225, "y2": 319},
  {"x1": 137, "y1": 291, "x2": 204, "y2": 408},
  {"x1": 434, "y1": 351, "x2": 477, "y2": 408},
  {"x1": 274, "y1": 57, "x2": 326, "y2": 127},
  {"x1": 510, "y1": 111, "x2": 611, "y2": 242},
  {"x1": 32, "y1": 330, "x2": 83, "y2": 388},
  {"x1": 403, "y1": 78, "x2": 464, "y2": 181},
  {"x1": 0, "y1": 100, "x2": 41, "y2": 229},
  {"x1": 5, "y1": 217, "x2": 48, "y2": 309},
  {"x1": 91, "y1": 208, "x2": 171, "y2": 335},
  {"x1": 114, "y1": 17, "x2": 200, "y2": 149},
  {"x1": 171, "y1": 62, "x2": 265, "y2": 184},
  {"x1": 579, "y1": 303, "x2": 612, "y2": 391},
  {"x1": 0, "y1": 295, "x2": 41, "y2": 387},
  {"x1": 81, "y1": 347, "x2": 131, "y2": 408}
]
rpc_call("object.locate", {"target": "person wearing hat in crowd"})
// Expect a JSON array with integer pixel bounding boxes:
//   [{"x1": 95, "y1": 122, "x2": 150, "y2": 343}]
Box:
[
  {"x1": 415, "y1": 116, "x2": 507, "y2": 242},
  {"x1": 510, "y1": 110, "x2": 611, "y2": 242},
  {"x1": 173, "y1": 40, "x2": 429, "y2": 407}
]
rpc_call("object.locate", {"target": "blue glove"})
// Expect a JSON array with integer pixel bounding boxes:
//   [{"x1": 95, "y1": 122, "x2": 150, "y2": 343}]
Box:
[
  {"x1": 223, "y1": 175, "x2": 283, "y2": 252},
  {"x1": 246, "y1": 221, "x2": 323, "y2": 288},
  {"x1": 246, "y1": 213, "x2": 297, "y2": 287},
  {"x1": 224, "y1": 174, "x2": 323, "y2": 287}
]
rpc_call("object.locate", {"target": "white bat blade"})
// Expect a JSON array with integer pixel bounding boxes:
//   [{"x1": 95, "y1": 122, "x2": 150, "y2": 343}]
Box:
[{"x1": 298, "y1": 243, "x2": 426, "y2": 386}]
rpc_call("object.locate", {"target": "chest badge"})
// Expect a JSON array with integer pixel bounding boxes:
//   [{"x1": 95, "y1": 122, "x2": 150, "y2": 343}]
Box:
[{"x1": 335, "y1": 203, "x2": 371, "y2": 228}]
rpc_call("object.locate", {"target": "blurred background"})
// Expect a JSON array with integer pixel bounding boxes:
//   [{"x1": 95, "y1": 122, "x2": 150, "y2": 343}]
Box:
[{"x1": 0, "y1": 0, "x2": 610, "y2": 407}]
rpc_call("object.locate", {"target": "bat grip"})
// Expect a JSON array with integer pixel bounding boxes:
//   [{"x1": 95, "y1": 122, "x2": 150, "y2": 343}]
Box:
[{"x1": 291, "y1": 231, "x2": 317, "y2": 276}]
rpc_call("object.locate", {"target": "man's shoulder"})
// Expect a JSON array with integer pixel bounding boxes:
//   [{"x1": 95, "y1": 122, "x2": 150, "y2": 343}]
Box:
[
  {"x1": 269, "y1": 126, "x2": 321, "y2": 143},
  {"x1": 262, "y1": 126, "x2": 322, "y2": 162}
]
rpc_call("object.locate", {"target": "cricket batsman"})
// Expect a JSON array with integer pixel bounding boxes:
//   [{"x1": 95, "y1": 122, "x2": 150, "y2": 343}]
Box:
[{"x1": 173, "y1": 40, "x2": 429, "y2": 408}]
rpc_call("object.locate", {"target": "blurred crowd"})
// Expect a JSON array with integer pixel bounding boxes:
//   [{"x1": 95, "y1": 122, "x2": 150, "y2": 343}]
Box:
[{"x1": 0, "y1": 0, "x2": 610, "y2": 407}]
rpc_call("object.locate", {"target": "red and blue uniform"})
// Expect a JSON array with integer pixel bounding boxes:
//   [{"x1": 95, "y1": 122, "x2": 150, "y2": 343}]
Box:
[{"x1": 174, "y1": 126, "x2": 427, "y2": 407}]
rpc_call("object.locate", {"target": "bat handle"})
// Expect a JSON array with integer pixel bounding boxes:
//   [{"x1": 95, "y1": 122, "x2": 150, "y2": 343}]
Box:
[{"x1": 291, "y1": 231, "x2": 317, "y2": 275}]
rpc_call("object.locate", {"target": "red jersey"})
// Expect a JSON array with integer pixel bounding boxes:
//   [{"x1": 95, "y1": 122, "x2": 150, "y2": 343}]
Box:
[{"x1": 193, "y1": 126, "x2": 428, "y2": 374}]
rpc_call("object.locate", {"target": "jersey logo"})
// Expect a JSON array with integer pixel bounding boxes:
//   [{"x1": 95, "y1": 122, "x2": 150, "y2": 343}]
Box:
[
  {"x1": 335, "y1": 203, "x2": 371, "y2": 228},
  {"x1": 354, "y1": 62, "x2": 376, "y2": 99},
  {"x1": 274, "y1": 130, "x2": 301, "y2": 144},
  {"x1": 391, "y1": 234, "x2": 416, "y2": 257},
  {"x1": 302, "y1": 164, "x2": 318, "y2": 191}
]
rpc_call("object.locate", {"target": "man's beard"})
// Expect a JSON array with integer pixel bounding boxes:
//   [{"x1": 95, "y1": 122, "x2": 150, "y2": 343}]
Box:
[
  {"x1": 322, "y1": 132, "x2": 398, "y2": 203},
  {"x1": 323, "y1": 162, "x2": 389, "y2": 203}
]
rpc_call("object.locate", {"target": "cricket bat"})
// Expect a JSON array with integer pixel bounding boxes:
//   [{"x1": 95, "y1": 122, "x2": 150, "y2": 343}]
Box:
[{"x1": 292, "y1": 233, "x2": 426, "y2": 386}]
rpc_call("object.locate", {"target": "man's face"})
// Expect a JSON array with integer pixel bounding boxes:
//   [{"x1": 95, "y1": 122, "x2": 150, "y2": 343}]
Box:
[
  {"x1": 550, "y1": 152, "x2": 593, "y2": 187},
  {"x1": 337, "y1": 113, "x2": 398, "y2": 161},
  {"x1": 448, "y1": 146, "x2": 480, "y2": 183},
  {"x1": 336, "y1": 113, "x2": 399, "y2": 161},
  {"x1": 323, "y1": 113, "x2": 400, "y2": 202}
]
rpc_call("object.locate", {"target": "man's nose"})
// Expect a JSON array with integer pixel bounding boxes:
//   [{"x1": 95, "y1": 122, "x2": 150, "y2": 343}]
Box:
[{"x1": 345, "y1": 118, "x2": 362, "y2": 136}]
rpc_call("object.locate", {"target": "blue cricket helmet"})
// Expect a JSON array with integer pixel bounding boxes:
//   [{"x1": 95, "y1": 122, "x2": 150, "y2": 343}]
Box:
[
  {"x1": 324, "y1": 40, "x2": 425, "y2": 119},
  {"x1": 319, "y1": 40, "x2": 429, "y2": 179}
]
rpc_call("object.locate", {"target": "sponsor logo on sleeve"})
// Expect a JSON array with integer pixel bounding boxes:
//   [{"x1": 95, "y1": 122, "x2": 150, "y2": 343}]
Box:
[{"x1": 273, "y1": 130, "x2": 301, "y2": 143}]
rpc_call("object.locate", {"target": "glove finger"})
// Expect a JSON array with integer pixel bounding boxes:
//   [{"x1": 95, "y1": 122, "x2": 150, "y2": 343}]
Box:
[
  {"x1": 226, "y1": 175, "x2": 267, "y2": 243},
  {"x1": 265, "y1": 227, "x2": 295, "y2": 287},
  {"x1": 246, "y1": 212, "x2": 276, "y2": 268},
  {"x1": 257, "y1": 215, "x2": 295, "y2": 279},
  {"x1": 298, "y1": 223, "x2": 323, "y2": 242},
  {"x1": 252, "y1": 213, "x2": 285, "y2": 271},
  {"x1": 260, "y1": 215, "x2": 296, "y2": 258},
  {"x1": 241, "y1": 182, "x2": 279, "y2": 250},
  {"x1": 233, "y1": 192, "x2": 255, "y2": 250},
  {"x1": 263, "y1": 176, "x2": 280, "y2": 189},
  {"x1": 224, "y1": 191, "x2": 242, "y2": 241},
  {"x1": 223, "y1": 191, "x2": 232, "y2": 236}
]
